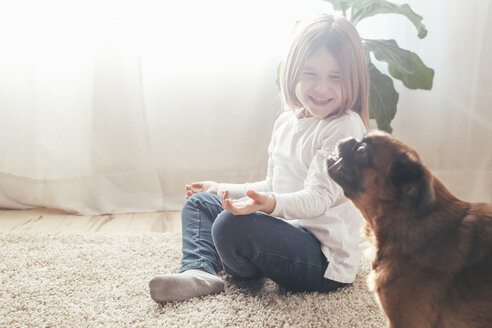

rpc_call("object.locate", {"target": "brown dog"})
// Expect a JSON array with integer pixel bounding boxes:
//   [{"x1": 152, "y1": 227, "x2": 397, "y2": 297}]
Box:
[{"x1": 327, "y1": 131, "x2": 492, "y2": 328}]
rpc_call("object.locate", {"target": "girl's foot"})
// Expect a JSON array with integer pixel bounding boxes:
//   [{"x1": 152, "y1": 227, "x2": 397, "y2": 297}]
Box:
[{"x1": 149, "y1": 269, "x2": 224, "y2": 303}]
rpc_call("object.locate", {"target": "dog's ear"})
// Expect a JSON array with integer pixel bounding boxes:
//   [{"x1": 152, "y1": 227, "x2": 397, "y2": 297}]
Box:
[{"x1": 390, "y1": 155, "x2": 435, "y2": 217}]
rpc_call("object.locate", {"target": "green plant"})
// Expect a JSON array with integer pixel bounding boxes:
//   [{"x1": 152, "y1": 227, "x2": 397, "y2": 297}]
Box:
[
  {"x1": 283, "y1": 0, "x2": 435, "y2": 132},
  {"x1": 328, "y1": 0, "x2": 435, "y2": 132}
]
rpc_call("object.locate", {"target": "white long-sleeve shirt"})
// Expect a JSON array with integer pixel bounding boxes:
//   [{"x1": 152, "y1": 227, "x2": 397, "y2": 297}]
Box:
[{"x1": 217, "y1": 109, "x2": 366, "y2": 283}]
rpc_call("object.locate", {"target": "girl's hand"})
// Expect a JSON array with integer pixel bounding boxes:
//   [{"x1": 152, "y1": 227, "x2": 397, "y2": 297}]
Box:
[
  {"x1": 221, "y1": 189, "x2": 276, "y2": 215},
  {"x1": 185, "y1": 181, "x2": 218, "y2": 199}
]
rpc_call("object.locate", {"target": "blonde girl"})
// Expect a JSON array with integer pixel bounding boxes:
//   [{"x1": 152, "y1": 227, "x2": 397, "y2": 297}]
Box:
[{"x1": 149, "y1": 14, "x2": 370, "y2": 302}]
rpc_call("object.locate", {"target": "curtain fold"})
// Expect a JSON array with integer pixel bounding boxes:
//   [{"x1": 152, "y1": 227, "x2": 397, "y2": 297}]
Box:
[
  {"x1": 0, "y1": 0, "x2": 490, "y2": 215},
  {"x1": 0, "y1": 0, "x2": 165, "y2": 214},
  {"x1": 388, "y1": 0, "x2": 492, "y2": 203}
]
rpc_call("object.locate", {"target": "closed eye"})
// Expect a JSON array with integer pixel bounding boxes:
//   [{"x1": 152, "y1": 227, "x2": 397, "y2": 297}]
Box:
[{"x1": 354, "y1": 142, "x2": 370, "y2": 163}]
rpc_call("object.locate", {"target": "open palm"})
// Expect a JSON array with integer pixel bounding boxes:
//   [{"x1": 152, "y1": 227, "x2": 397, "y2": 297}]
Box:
[{"x1": 221, "y1": 190, "x2": 275, "y2": 215}]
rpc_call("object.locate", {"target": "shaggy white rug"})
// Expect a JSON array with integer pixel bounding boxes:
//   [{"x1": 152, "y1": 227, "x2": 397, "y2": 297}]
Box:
[{"x1": 0, "y1": 232, "x2": 386, "y2": 327}]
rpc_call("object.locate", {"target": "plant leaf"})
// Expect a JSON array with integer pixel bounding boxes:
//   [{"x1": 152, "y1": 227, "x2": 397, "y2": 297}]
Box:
[
  {"x1": 364, "y1": 39, "x2": 434, "y2": 90},
  {"x1": 323, "y1": 0, "x2": 352, "y2": 12},
  {"x1": 324, "y1": 0, "x2": 378, "y2": 11},
  {"x1": 323, "y1": 0, "x2": 373, "y2": 17},
  {"x1": 368, "y1": 63, "x2": 399, "y2": 133},
  {"x1": 351, "y1": 0, "x2": 427, "y2": 38},
  {"x1": 275, "y1": 62, "x2": 281, "y2": 89}
]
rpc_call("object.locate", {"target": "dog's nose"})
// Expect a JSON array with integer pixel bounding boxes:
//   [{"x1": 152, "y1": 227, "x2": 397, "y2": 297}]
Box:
[{"x1": 338, "y1": 137, "x2": 358, "y2": 157}]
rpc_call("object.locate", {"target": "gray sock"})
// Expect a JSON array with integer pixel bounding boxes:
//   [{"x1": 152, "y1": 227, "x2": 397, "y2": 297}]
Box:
[{"x1": 149, "y1": 269, "x2": 225, "y2": 303}]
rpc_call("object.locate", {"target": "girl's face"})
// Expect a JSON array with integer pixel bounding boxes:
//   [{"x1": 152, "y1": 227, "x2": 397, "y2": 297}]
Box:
[{"x1": 295, "y1": 47, "x2": 342, "y2": 119}]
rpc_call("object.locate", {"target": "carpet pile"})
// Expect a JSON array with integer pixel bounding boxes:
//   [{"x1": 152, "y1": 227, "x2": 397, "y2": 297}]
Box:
[{"x1": 0, "y1": 232, "x2": 386, "y2": 327}]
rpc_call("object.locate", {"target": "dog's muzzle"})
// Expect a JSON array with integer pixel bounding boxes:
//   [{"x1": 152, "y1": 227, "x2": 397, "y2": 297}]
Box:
[{"x1": 327, "y1": 138, "x2": 361, "y2": 194}]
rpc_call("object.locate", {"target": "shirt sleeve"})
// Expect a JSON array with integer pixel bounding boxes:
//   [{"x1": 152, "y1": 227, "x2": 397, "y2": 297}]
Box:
[{"x1": 270, "y1": 115, "x2": 365, "y2": 220}]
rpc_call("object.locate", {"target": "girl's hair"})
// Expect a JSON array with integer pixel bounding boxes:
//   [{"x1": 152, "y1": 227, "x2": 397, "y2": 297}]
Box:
[{"x1": 279, "y1": 14, "x2": 370, "y2": 128}]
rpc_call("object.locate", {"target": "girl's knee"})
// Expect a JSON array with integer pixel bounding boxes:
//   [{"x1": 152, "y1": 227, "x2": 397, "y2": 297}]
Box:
[
  {"x1": 211, "y1": 212, "x2": 262, "y2": 278},
  {"x1": 211, "y1": 211, "x2": 247, "y2": 247},
  {"x1": 211, "y1": 211, "x2": 235, "y2": 242},
  {"x1": 181, "y1": 193, "x2": 223, "y2": 228},
  {"x1": 212, "y1": 211, "x2": 266, "y2": 243},
  {"x1": 183, "y1": 192, "x2": 219, "y2": 210}
]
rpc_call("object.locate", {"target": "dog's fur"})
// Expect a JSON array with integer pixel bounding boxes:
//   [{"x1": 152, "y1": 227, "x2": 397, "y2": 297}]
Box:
[{"x1": 327, "y1": 131, "x2": 492, "y2": 328}]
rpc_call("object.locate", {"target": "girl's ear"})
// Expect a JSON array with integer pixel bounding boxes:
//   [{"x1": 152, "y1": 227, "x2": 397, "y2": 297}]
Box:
[{"x1": 389, "y1": 154, "x2": 436, "y2": 217}]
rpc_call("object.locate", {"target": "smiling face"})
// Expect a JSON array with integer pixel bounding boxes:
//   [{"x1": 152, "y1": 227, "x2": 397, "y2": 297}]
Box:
[{"x1": 295, "y1": 46, "x2": 342, "y2": 119}]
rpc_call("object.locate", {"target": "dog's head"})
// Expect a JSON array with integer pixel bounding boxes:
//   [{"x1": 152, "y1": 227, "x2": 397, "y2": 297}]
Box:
[{"x1": 328, "y1": 131, "x2": 436, "y2": 222}]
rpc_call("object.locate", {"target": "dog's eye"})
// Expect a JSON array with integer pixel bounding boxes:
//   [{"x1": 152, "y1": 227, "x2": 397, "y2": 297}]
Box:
[{"x1": 354, "y1": 142, "x2": 369, "y2": 162}]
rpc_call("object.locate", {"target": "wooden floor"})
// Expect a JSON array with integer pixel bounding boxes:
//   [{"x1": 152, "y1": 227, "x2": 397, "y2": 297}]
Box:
[{"x1": 0, "y1": 208, "x2": 182, "y2": 233}]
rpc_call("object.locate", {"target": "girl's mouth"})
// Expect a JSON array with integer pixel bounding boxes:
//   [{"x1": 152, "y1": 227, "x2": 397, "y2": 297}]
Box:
[{"x1": 309, "y1": 96, "x2": 333, "y2": 106}]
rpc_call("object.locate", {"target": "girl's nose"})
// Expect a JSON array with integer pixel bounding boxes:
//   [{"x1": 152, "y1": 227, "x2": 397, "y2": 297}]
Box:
[{"x1": 314, "y1": 79, "x2": 331, "y2": 93}]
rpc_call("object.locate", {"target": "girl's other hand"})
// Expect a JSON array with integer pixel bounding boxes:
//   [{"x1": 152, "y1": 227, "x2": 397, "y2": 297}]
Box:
[
  {"x1": 185, "y1": 181, "x2": 218, "y2": 199},
  {"x1": 221, "y1": 189, "x2": 276, "y2": 215}
]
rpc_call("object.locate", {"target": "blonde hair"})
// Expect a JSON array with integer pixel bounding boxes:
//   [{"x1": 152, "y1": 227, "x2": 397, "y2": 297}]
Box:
[{"x1": 279, "y1": 14, "x2": 370, "y2": 128}]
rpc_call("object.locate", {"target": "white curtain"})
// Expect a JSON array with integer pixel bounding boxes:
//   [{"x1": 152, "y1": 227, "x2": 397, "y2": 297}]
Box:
[
  {"x1": 364, "y1": 0, "x2": 492, "y2": 203},
  {"x1": 0, "y1": 0, "x2": 490, "y2": 215}
]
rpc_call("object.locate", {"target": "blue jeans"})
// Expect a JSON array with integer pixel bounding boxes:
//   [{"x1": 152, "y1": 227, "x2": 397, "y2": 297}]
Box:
[{"x1": 179, "y1": 192, "x2": 347, "y2": 292}]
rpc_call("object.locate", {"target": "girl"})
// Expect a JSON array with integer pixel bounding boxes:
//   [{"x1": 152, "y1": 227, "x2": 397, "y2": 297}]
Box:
[{"x1": 149, "y1": 14, "x2": 369, "y2": 303}]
